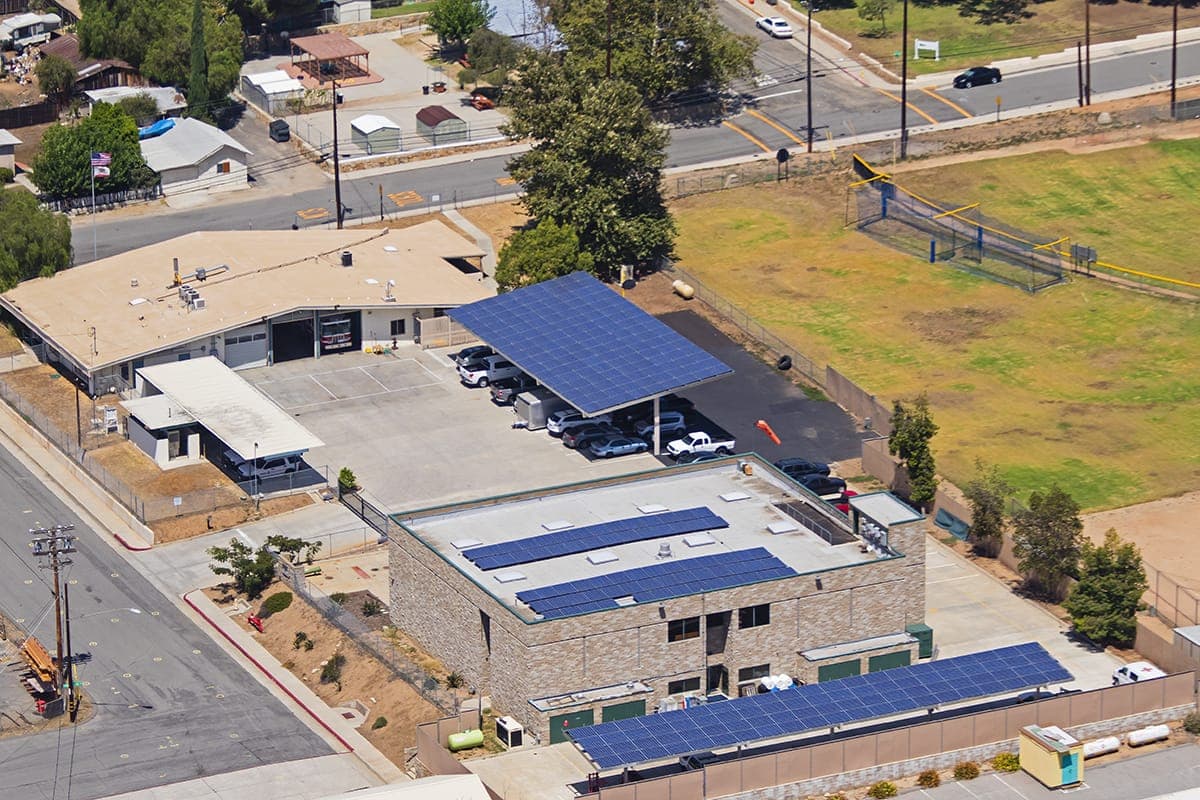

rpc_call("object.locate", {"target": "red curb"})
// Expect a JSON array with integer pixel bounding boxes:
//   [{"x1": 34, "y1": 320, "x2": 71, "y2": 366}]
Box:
[
  {"x1": 114, "y1": 532, "x2": 153, "y2": 551},
  {"x1": 181, "y1": 590, "x2": 355, "y2": 753}
]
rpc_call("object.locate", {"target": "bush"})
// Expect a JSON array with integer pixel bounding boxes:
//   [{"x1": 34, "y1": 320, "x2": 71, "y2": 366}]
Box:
[
  {"x1": 953, "y1": 761, "x2": 981, "y2": 780},
  {"x1": 917, "y1": 769, "x2": 941, "y2": 787},
  {"x1": 338, "y1": 467, "x2": 357, "y2": 493},
  {"x1": 261, "y1": 591, "x2": 293, "y2": 616},
  {"x1": 361, "y1": 597, "x2": 383, "y2": 617},
  {"x1": 293, "y1": 631, "x2": 310, "y2": 650},
  {"x1": 1183, "y1": 711, "x2": 1200, "y2": 734},
  {"x1": 330, "y1": 592, "x2": 348, "y2": 605},
  {"x1": 371, "y1": 716, "x2": 388, "y2": 730},
  {"x1": 0, "y1": 167, "x2": 12, "y2": 184},
  {"x1": 992, "y1": 751, "x2": 1020, "y2": 772},
  {"x1": 457, "y1": 67, "x2": 476, "y2": 88},
  {"x1": 867, "y1": 781, "x2": 897, "y2": 798},
  {"x1": 321, "y1": 653, "x2": 346, "y2": 685}
]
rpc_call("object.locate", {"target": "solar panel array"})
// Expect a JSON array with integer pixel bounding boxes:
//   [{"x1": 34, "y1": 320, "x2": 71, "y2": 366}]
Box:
[
  {"x1": 463, "y1": 507, "x2": 729, "y2": 571},
  {"x1": 569, "y1": 642, "x2": 1072, "y2": 769},
  {"x1": 517, "y1": 548, "x2": 795, "y2": 620},
  {"x1": 447, "y1": 272, "x2": 734, "y2": 415}
]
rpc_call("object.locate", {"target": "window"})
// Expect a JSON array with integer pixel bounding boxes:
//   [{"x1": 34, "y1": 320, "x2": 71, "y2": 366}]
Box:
[
  {"x1": 390, "y1": 318, "x2": 406, "y2": 336},
  {"x1": 738, "y1": 603, "x2": 771, "y2": 629},
  {"x1": 667, "y1": 617, "x2": 700, "y2": 642},
  {"x1": 216, "y1": 161, "x2": 231, "y2": 174},
  {"x1": 668, "y1": 677, "x2": 701, "y2": 695},
  {"x1": 738, "y1": 664, "x2": 770, "y2": 684}
]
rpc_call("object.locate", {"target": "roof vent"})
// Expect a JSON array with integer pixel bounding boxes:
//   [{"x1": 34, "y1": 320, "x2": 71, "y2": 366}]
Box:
[{"x1": 657, "y1": 542, "x2": 673, "y2": 559}]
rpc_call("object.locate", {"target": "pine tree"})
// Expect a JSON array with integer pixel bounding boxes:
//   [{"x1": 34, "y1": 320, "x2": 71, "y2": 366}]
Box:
[
  {"x1": 1011, "y1": 485, "x2": 1082, "y2": 601},
  {"x1": 888, "y1": 394, "x2": 938, "y2": 509},
  {"x1": 188, "y1": 0, "x2": 210, "y2": 118}
]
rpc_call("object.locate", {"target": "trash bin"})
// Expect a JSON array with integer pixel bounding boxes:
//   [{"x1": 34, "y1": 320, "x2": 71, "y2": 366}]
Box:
[{"x1": 422, "y1": 85, "x2": 430, "y2": 95}]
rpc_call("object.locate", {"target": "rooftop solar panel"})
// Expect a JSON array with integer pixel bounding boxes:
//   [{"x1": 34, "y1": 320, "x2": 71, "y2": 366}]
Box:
[
  {"x1": 464, "y1": 507, "x2": 729, "y2": 571},
  {"x1": 447, "y1": 272, "x2": 734, "y2": 416},
  {"x1": 568, "y1": 642, "x2": 1072, "y2": 769},
  {"x1": 517, "y1": 548, "x2": 795, "y2": 620}
]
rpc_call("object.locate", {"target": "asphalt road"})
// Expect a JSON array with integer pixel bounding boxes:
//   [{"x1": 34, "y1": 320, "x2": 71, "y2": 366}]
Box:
[{"x1": 0, "y1": 445, "x2": 331, "y2": 800}]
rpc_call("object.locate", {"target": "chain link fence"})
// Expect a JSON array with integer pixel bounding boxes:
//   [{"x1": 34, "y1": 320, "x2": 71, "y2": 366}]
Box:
[{"x1": 1144, "y1": 563, "x2": 1200, "y2": 629}]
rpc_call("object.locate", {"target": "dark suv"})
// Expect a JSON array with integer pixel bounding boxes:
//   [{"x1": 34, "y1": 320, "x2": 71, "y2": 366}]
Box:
[
  {"x1": 774, "y1": 457, "x2": 830, "y2": 478},
  {"x1": 490, "y1": 374, "x2": 538, "y2": 404}
]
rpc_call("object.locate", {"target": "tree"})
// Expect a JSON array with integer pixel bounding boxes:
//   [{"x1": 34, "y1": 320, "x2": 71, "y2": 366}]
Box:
[
  {"x1": 116, "y1": 93, "x2": 161, "y2": 126},
  {"x1": 427, "y1": 0, "x2": 494, "y2": 50},
  {"x1": 467, "y1": 28, "x2": 523, "y2": 81},
  {"x1": 962, "y1": 459, "x2": 1013, "y2": 558},
  {"x1": 495, "y1": 220, "x2": 595, "y2": 292},
  {"x1": 504, "y1": 57, "x2": 675, "y2": 280},
  {"x1": 957, "y1": 0, "x2": 1033, "y2": 25},
  {"x1": 857, "y1": 0, "x2": 896, "y2": 35},
  {"x1": 35, "y1": 54, "x2": 76, "y2": 105},
  {"x1": 888, "y1": 393, "x2": 938, "y2": 509},
  {"x1": 32, "y1": 103, "x2": 156, "y2": 198},
  {"x1": 1063, "y1": 529, "x2": 1147, "y2": 647},
  {"x1": 207, "y1": 534, "x2": 320, "y2": 598},
  {"x1": 0, "y1": 189, "x2": 73, "y2": 290},
  {"x1": 1011, "y1": 485, "x2": 1082, "y2": 601},
  {"x1": 548, "y1": 0, "x2": 756, "y2": 105},
  {"x1": 188, "y1": 0, "x2": 210, "y2": 118}
]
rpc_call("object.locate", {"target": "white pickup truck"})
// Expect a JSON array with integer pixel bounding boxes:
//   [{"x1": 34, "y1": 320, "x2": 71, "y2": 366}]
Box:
[{"x1": 666, "y1": 431, "x2": 736, "y2": 458}]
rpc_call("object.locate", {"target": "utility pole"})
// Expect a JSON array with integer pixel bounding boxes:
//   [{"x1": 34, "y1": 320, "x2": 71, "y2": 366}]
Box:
[
  {"x1": 1170, "y1": 0, "x2": 1179, "y2": 118},
  {"x1": 63, "y1": 580, "x2": 77, "y2": 720},
  {"x1": 331, "y1": 78, "x2": 344, "y2": 230},
  {"x1": 31, "y1": 525, "x2": 77, "y2": 718},
  {"x1": 1084, "y1": 0, "x2": 1091, "y2": 106},
  {"x1": 806, "y1": 1, "x2": 815, "y2": 153},
  {"x1": 899, "y1": 0, "x2": 910, "y2": 159}
]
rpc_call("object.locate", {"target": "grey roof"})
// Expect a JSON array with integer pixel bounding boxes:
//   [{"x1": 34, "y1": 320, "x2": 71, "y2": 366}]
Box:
[
  {"x1": 0, "y1": 129, "x2": 21, "y2": 147},
  {"x1": 140, "y1": 117, "x2": 251, "y2": 173},
  {"x1": 1176, "y1": 625, "x2": 1200, "y2": 646},
  {"x1": 85, "y1": 86, "x2": 186, "y2": 114},
  {"x1": 849, "y1": 492, "x2": 923, "y2": 527}
]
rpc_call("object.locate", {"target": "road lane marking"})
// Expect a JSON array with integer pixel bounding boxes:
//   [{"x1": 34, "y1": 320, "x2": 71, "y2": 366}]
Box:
[
  {"x1": 722, "y1": 120, "x2": 771, "y2": 153},
  {"x1": 387, "y1": 190, "x2": 423, "y2": 207},
  {"x1": 495, "y1": 176, "x2": 516, "y2": 185},
  {"x1": 922, "y1": 86, "x2": 973, "y2": 119},
  {"x1": 744, "y1": 108, "x2": 805, "y2": 146},
  {"x1": 875, "y1": 87, "x2": 938, "y2": 125},
  {"x1": 295, "y1": 207, "x2": 328, "y2": 220}
]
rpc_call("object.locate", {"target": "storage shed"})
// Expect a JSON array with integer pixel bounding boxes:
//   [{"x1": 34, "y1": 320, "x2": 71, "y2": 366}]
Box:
[
  {"x1": 351, "y1": 114, "x2": 401, "y2": 154},
  {"x1": 241, "y1": 70, "x2": 304, "y2": 117},
  {"x1": 1018, "y1": 724, "x2": 1083, "y2": 788},
  {"x1": 416, "y1": 106, "x2": 467, "y2": 145}
]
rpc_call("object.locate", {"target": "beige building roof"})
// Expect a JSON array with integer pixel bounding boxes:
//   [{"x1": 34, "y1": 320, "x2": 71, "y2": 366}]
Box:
[{"x1": 1, "y1": 221, "x2": 489, "y2": 374}]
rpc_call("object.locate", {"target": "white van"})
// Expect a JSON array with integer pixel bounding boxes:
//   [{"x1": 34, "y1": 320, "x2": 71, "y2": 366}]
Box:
[{"x1": 1112, "y1": 661, "x2": 1166, "y2": 685}]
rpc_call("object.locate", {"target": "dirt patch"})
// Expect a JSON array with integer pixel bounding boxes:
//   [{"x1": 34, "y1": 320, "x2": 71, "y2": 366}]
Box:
[
  {"x1": 1, "y1": 365, "x2": 123, "y2": 449},
  {"x1": 1083, "y1": 492, "x2": 1200, "y2": 594},
  {"x1": 458, "y1": 201, "x2": 528, "y2": 251},
  {"x1": 904, "y1": 307, "x2": 1008, "y2": 347},
  {"x1": 207, "y1": 582, "x2": 441, "y2": 764},
  {"x1": 150, "y1": 493, "x2": 315, "y2": 543}
]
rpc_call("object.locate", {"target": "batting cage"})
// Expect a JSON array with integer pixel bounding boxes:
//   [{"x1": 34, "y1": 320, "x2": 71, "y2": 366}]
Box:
[{"x1": 846, "y1": 155, "x2": 1067, "y2": 293}]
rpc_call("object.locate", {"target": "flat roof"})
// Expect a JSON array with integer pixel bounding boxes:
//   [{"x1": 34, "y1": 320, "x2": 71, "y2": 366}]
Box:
[
  {"x1": 397, "y1": 457, "x2": 881, "y2": 622},
  {"x1": 800, "y1": 632, "x2": 917, "y2": 662},
  {"x1": 138, "y1": 356, "x2": 323, "y2": 460},
  {"x1": 850, "y1": 492, "x2": 923, "y2": 527},
  {"x1": 448, "y1": 272, "x2": 733, "y2": 415},
  {"x1": 1, "y1": 221, "x2": 490, "y2": 375},
  {"x1": 121, "y1": 393, "x2": 195, "y2": 429},
  {"x1": 290, "y1": 31, "x2": 368, "y2": 60},
  {"x1": 1175, "y1": 625, "x2": 1200, "y2": 646}
]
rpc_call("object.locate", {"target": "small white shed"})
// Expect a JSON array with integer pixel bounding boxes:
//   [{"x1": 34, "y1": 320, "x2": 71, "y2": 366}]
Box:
[
  {"x1": 351, "y1": 114, "x2": 402, "y2": 155},
  {"x1": 241, "y1": 70, "x2": 305, "y2": 117}
]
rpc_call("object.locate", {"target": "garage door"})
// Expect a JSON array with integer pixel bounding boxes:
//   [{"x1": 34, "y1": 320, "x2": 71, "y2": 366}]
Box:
[
  {"x1": 817, "y1": 659, "x2": 862, "y2": 683},
  {"x1": 868, "y1": 650, "x2": 911, "y2": 673},
  {"x1": 272, "y1": 318, "x2": 314, "y2": 363},
  {"x1": 601, "y1": 700, "x2": 645, "y2": 724},
  {"x1": 548, "y1": 709, "x2": 594, "y2": 744},
  {"x1": 224, "y1": 324, "x2": 267, "y2": 369}
]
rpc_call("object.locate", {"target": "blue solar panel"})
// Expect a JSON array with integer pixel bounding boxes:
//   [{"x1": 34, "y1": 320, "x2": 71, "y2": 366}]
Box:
[
  {"x1": 447, "y1": 272, "x2": 734, "y2": 416},
  {"x1": 464, "y1": 507, "x2": 729, "y2": 571},
  {"x1": 568, "y1": 642, "x2": 1072, "y2": 768},
  {"x1": 516, "y1": 548, "x2": 795, "y2": 620}
]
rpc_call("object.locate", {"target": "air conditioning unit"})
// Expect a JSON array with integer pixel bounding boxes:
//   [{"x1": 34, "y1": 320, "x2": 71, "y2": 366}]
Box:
[
  {"x1": 178, "y1": 283, "x2": 192, "y2": 300},
  {"x1": 191, "y1": 296, "x2": 206, "y2": 310},
  {"x1": 495, "y1": 716, "x2": 524, "y2": 749}
]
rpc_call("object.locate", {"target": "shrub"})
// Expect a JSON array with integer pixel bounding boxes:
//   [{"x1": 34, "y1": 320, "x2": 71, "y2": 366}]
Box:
[
  {"x1": 361, "y1": 597, "x2": 383, "y2": 617},
  {"x1": 0, "y1": 167, "x2": 12, "y2": 184},
  {"x1": 825, "y1": 795, "x2": 846, "y2": 800},
  {"x1": 445, "y1": 670, "x2": 465, "y2": 689},
  {"x1": 330, "y1": 592, "x2": 348, "y2": 605},
  {"x1": 303, "y1": 638, "x2": 315, "y2": 651},
  {"x1": 293, "y1": 631, "x2": 310, "y2": 650},
  {"x1": 371, "y1": 715, "x2": 388, "y2": 730},
  {"x1": 1183, "y1": 711, "x2": 1200, "y2": 734},
  {"x1": 953, "y1": 761, "x2": 981, "y2": 780},
  {"x1": 321, "y1": 653, "x2": 346, "y2": 685},
  {"x1": 917, "y1": 769, "x2": 941, "y2": 787},
  {"x1": 338, "y1": 467, "x2": 357, "y2": 493},
  {"x1": 867, "y1": 781, "x2": 897, "y2": 798},
  {"x1": 261, "y1": 591, "x2": 293, "y2": 616},
  {"x1": 992, "y1": 751, "x2": 1021, "y2": 772},
  {"x1": 457, "y1": 67, "x2": 476, "y2": 88}
]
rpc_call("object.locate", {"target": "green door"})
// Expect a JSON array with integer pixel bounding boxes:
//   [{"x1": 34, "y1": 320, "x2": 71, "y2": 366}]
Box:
[
  {"x1": 602, "y1": 699, "x2": 646, "y2": 723},
  {"x1": 549, "y1": 709, "x2": 595, "y2": 744},
  {"x1": 817, "y1": 659, "x2": 862, "y2": 682},
  {"x1": 868, "y1": 650, "x2": 912, "y2": 673}
]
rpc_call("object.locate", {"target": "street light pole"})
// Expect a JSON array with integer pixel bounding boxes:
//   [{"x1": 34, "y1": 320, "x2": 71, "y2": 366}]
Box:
[
  {"x1": 253, "y1": 442, "x2": 260, "y2": 511},
  {"x1": 806, "y1": 1, "x2": 814, "y2": 153},
  {"x1": 899, "y1": 0, "x2": 909, "y2": 159},
  {"x1": 331, "y1": 79, "x2": 344, "y2": 229},
  {"x1": 1170, "y1": 0, "x2": 1179, "y2": 118},
  {"x1": 1084, "y1": 0, "x2": 1092, "y2": 106}
]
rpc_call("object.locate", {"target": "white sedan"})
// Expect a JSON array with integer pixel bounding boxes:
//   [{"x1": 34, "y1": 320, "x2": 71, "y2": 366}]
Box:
[{"x1": 756, "y1": 16, "x2": 793, "y2": 38}]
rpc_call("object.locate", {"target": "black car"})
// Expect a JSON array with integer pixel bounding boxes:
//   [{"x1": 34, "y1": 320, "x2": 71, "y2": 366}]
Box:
[
  {"x1": 794, "y1": 473, "x2": 847, "y2": 496},
  {"x1": 562, "y1": 423, "x2": 621, "y2": 450},
  {"x1": 953, "y1": 66, "x2": 1001, "y2": 89},
  {"x1": 489, "y1": 374, "x2": 537, "y2": 404},
  {"x1": 453, "y1": 345, "x2": 493, "y2": 366},
  {"x1": 773, "y1": 457, "x2": 830, "y2": 478}
]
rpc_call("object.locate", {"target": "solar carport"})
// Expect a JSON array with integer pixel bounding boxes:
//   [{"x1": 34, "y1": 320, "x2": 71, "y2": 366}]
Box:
[{"x1": 448, "y1": 272, "x2": 733, "y2": 452}]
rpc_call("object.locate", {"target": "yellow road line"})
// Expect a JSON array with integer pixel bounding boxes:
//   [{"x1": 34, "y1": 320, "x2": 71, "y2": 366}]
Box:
[
  {"x1": 296, "y1": 207, "x2": 328, "y2": 220},
  {"x1": 495, "y1": 176, "x2": 517, "y2": 186},
  {"x1": 744, "y1": 109, "x2": 805, "y2": 146},
  {"x1": 875, "y1": 88, "x2": 938, "y2": 125},
  {"x1": 722, "y1": 120, "x2": 771, "y2": 153},
  {"x1": 921, "y1": 87, "x2": 973, "y2": 119},
  {"x1": 387, "y1": 191, "x2": 423, "y2": 207}
]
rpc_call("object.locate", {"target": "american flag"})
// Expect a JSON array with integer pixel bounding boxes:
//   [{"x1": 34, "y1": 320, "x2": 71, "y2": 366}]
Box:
[{"x1": 90, "y1": 152, "x2": 112, "y2": 167}]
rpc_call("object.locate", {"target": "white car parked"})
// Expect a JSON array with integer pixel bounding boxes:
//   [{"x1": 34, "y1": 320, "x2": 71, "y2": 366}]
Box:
[
  {"x1": 756, "y1": 16, "x2": 793, "y2": 38},
  {"x1": 546, "y1": 409, "x2": 613, "y2": 437}
]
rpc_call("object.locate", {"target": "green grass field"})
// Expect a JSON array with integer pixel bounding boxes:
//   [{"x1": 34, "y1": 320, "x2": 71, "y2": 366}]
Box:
[
  {"x1": 671, "y1": 143, "x2": 1200, "y2": 511},
  {"x1": 800, "y1": 0, "x2": 1182, "y2": 77}
]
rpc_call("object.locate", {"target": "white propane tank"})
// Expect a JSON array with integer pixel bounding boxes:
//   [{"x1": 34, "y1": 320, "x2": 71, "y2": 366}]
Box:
[
  {"x1": 1126, "y1": 724, "x2": 1170, "y2": 747},
  {"x1": 1083, "y1": 736, "x2": 1120, "y2": 758},
  {"x1": 672, "y1": 279, "x2": 695, "y2": 300}
]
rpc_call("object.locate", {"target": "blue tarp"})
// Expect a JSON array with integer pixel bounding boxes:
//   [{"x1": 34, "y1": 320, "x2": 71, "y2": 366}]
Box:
[{"x1": 138, "y1": 118, "x2": 175, "y2": 140}]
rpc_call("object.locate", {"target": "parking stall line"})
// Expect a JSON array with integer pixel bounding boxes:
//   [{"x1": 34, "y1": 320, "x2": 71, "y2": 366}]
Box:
[
  {"x1": 411, "y1": 358, "x2": 444, "y2": 381},
  {"x1": 358, "y1": 366, "x2": 390, "y2": 391},
  {"x1": 308, "y1": 375, "x2": 339, "y2": 400},
  {"x1": 996, "y1": 774, "x2": 1033, "y2": 799}
]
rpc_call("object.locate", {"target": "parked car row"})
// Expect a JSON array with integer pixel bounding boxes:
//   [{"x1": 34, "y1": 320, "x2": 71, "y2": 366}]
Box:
[{"x1": 774, "y1": 456, "x2": 852, "y2": 509}]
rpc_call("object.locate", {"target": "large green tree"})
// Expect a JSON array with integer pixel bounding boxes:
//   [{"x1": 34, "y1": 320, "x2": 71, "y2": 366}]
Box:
[
  {"x1": 188, "y1": 0, "x2": 210, "y2": 118},
  {"x1": 1011, "y1": 485, "x2": 1083, "y2": 601},
  {"x1": 0, "y1": 189, "x2": 73, "y2": 290},
  {"x1": 35, "y1": 55, "x2": 76, "y2": 105},
  {"x1": 549, "y1": 0, "x2": 755, "y2": 104},
  {"x1": 427, "y1": 0, "x2": 494, "y2": 50},
  {"x1": 1063, "y1": 529, "x2": 1147, "y2": 647},
  {"x1": 495, "y1": 219, "x2": 595, "y2": 292},
  {"x1": 888, "y1": 393, "x2": 938, "y2": 509},
  {"x1": 962, "y1": 459, "x2": 1013, "y2": 558},
  {"x1": 856, "y1": 0, "x2": 896, "y2": 35},
  {"x1": 32, "y1": 103, "x2": 155, "y2": 199},
  {"x1": 957, "y1": 0, "x2": 1034, "y2": 25},
  {"x1": 504, "y1": 56, "x2": 674, "y2": 280},
  {"x1": 207, "y1": 534, "x2": 320, "y2": 599}
]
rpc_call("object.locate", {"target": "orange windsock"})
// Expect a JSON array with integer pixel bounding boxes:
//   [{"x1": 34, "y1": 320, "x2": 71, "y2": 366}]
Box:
[{"x1": 756, "y1": 419, "x2": 781, "y2": 445}]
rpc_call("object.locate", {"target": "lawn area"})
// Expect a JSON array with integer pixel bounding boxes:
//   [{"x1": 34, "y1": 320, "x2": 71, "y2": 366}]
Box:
[
  {"x1": 670, "y1": 148, "x2": 1200, "y2": 511},
  {"x1": 803, "y1": 0, "x2": 1185, "y2": 76},
  {"x1": 372, "y1": 0, "x2": 434, "y2": 19}
]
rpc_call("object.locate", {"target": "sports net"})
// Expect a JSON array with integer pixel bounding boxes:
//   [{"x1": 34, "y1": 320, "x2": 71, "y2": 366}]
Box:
[{"x1": 846, "y1": 155, "x2": 1066, "y2": 293}]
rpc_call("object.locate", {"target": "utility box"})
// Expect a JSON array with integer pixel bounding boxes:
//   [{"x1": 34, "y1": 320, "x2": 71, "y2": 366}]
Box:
[
  {"x1": 1019, "y1": 724, "x2": 1084, "y2": 788},
  {"x1": 496, "y1": 715, "x2": 524, "y2": 749},
  {"x1": 906, "y1": 623, "x2": 934, "y2": 659}
]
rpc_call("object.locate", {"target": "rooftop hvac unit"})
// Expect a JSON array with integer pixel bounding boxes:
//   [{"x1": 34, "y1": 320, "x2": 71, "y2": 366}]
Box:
[
  {"x1": 191, "y1": 296, "x2": 206, "y2": 310},
  {"x1": 178, "y1": 283, "x2": 192, "y2": 300},
  {"x1": 495, "y1": 716, "x2": 524, "y2": 749},
  {"x1": 657, "y1": 542, "x2": 673, "y2": 559}
]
